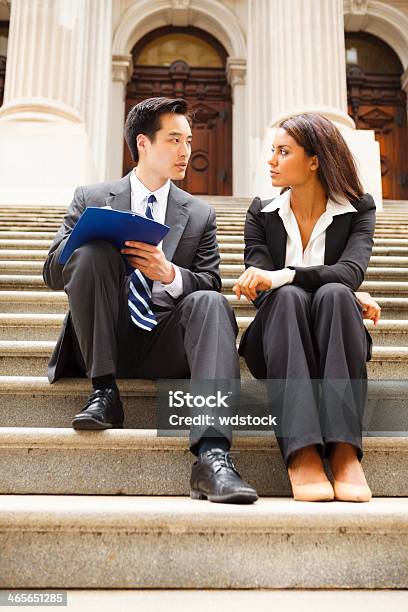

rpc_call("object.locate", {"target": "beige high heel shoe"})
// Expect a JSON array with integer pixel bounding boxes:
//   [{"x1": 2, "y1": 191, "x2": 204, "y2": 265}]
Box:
[
  {"x1": 328, "y1": 443, "x2": 372, "y2": 502},
  {"x1": 333, "y1": 480, "x2": 372, "y2": 502},
  {"x1": 287, "y1": 468, "x2": 335, "y2": 502}
]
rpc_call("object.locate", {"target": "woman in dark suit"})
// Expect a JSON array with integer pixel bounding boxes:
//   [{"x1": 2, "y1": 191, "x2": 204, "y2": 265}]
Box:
[{"x1": 234, "y1": 112, "x2": 380, "y2": 503}]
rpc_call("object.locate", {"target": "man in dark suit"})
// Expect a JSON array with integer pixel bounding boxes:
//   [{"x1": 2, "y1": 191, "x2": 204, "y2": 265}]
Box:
[{"x1": 42, "y1": 97, "x2": 258, "y2": 504}]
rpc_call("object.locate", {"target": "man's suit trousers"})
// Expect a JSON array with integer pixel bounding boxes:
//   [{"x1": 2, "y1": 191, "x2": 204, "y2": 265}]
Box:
[
  {"x1": 240, "y1": 283, "x2": 370, "y2": 468},
  {"x1": 61, "y1": 240, "x2": 240, "y2": 454}
]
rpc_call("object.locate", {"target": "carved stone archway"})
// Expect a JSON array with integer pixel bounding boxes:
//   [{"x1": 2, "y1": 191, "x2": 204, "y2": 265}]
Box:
[{"x1": 109, "y1": 0, "x2": 248, "y2": 195}]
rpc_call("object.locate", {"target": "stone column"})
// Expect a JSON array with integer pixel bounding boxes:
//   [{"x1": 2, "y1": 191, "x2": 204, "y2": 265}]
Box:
[
  {"x1": 1, "y1": 0, "x2": 86, "y2": 122},
  {"x1": 227, "y1": 58, "x2": 248, "y2": 196},
  {"x1": 106, "y1": 54, "x2": 133, "y2": 180},
  {"x1": 0, "y1": 0, "x2": 112, "y2": 205},
  {"x1": 247, "y1": 0, "x2": 353, "y2": 137},
  {"x1": 246, "y1": 0, "x2": 273, "y2": 193},
  {"x1": 269, "y1": 0, "x2": 354, "y2": 128},
  {"x1": 248, "y1": 0, "x2": 382, "y2": 208}
]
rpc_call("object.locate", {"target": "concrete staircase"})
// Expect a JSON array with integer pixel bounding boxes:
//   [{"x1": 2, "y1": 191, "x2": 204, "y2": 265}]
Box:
[{"x1": 0, "y1": 200, "x2": 408, "y2": 590}]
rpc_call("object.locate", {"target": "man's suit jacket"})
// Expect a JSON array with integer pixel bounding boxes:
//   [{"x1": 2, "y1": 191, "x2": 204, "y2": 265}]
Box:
[
  {"x1": 238, "y1": 192, "x2": 377, "y2": 361},
  {"x1": 43, "y1": 172, "x2": 221, "y2": 383}
]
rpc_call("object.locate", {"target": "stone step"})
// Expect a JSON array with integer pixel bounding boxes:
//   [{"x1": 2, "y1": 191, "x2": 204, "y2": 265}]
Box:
[
  {"x1": 359, "y1": 281, "x2": 408, "y2": 297},
  {"x1": 0, "y1": 313, "x2": 65, "y2": 340},
  {"x1": 1, "y1": 275, "x2": 408, "y2": 298},
  {"x1": 0, "y1": 313, "x2": 406, "y2": 345},
  {"x1": 216, "y1": 226, "x2": 408, "y2": 232},
  {"x1": 0, "y1": 239, "x2": 55, "y2": 250},
  {"x1": 0, "y1": 198, "x2": 404, "y2": 207},
  {"x1": 2, "y1": 291, "x2": 408, "y2": 319},
  {"x1": 214, "y1": 215, "x2": 408, "y2": 221},
  {"x1": 0, "y1": 232, "x2": 56, "y2": 239},
  {"x1": 0, "y1": 275, "x2": 47, "y2": 289},
  {"x1": 0, "y1": 214, "x2": 407, "y2": 226},
  {"x1": 0, "y1": 208, "x2": 406, "y2": 220},
  {"x1": 4, "y1": 248, "x2": 408, "y2": 268},
  {"x1": 220, "y1": 265, "x2": 408, "y2": 280},
  {"x1": 235, "y1": 317, "x2": 408, "y2": 346},
  {"x1": 0, "y1": 376, "x2": 157, "y2": 428},
  {"x1": 2, "y1": 226, "x2": 407, "y2": 238},
  {"x1": 226, "y1": 296, "x2": 408, "y2": 318},
  {"x1": 0, "y1": 249, "x2": 50, "y2": 260},
  {"x1": 218, "y1": 244, "x2": 408, "y2": 257},
  {"x1": 3, "y1": 255, "x2": 408, "y2": 273},
  {"x1": 2, "y1": 216, "x2": 405, "y2": 227},
  {"x1": 0, "y1": 290, "x2": 69, "y2": 313},
  {"x1": 1, "y1": 376, "x2": 406, "y2": 432},
  {"x1": 2, "y1": 235, "x2": 408, "y2": 249},
  {"x1": 216, "y1": 230, "x2": 408, "y2": 239},
  {"x1": 219, "y1": 254, "x2": 408, "y2": 267},
  {"x1": 215, "y1": 211, "x2": 406, "y2": 217},
  {"x1": 0, "y1": 223, "x2": 60, "y2": 231},
  {"x1": 215, "y1": 220, "x2": 408, "y2": 229},
  {"x1": 0, "y1": 219, "x2": 400, "y2": 230},
  {"x1": 222, "y1": 278, "x2": 408, "y2": 297},
  {"x1": 0, "y1": 494, "x2": 407, "y2": 588},
  {"x1": 3, "y1": 234, "x2": 408, "y2": 250},
  {"x1": 0, "y1": 261, "x2": 46, "y2": 274},
  {"x1": 0, "y1": 340, "x2": 407, "y2": 377},
  {"x1": 217, "y1": 225, "x2": 408, "y2": 233},
  {"x1": 3, "y1": 242, "x2": 408, "y2": 258},
  {"x1": 0, "y1": 207, "x2": 406, "y2": 218},
  {"x1": 0, "y1": 204, "x2": 405, "y2": 215},
  {"x1": 0, "y1": 427, "x2": 406, "y2": 497},
  {"x1": 0, "y1": 217, "x2": 63, "y2": 224}
]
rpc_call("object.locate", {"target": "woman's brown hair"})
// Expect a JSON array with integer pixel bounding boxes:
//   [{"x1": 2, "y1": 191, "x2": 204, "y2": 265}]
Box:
[{"x1": 278, "y1": 112, "x2": 365, "y2": 204}]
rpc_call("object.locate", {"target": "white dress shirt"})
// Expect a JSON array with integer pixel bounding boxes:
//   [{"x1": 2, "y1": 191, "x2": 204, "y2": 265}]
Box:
[
  {"x1": 260, "y1": 189, "x2": 357, "y2": 289},
  {"x1": 129, "y1": 170, "x2": 183, "y2": 305}
]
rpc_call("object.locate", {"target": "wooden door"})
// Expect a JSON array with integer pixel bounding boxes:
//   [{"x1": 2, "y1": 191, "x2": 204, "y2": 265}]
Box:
[
  {"x1": 0, "y1": 55, "x2": 5, "y2": 106},
  {"x1": 0, "y1": 20, "x2": 8, "y2": 107},
  {"x1": 346, "y1": 33, "x2": 408, "y2": 199},
  {"x1": 347, "y1": 66, "x2": 408, "y2": 199},
  {"x1": 123, "y1": 28, "x2": 232, "y2": 196}
]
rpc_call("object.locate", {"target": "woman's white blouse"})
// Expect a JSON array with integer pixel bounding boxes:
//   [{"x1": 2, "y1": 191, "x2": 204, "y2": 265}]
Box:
[{"x1": 260, "y1": 189, "x2": 358, "y2": 289}]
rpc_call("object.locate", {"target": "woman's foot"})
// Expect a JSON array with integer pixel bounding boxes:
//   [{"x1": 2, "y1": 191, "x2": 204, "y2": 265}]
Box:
[
  {"x1": 328, "y1": 442, "x2": 372, "y2": 502},
  {"x1": 287, "y1": 445, "x2": 334, "y2": 502}
]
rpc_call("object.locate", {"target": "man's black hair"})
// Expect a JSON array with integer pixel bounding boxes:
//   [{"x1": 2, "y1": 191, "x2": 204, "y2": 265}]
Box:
[{"x1": 124, "y1": 97, "x2": 192, "y2": 163}]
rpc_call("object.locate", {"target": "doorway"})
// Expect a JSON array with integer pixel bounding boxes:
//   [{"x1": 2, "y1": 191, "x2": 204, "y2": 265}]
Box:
[
  {"x1": 123, "y1": 26, "x2": 233, "y2": 195},
  {"x1": 346, "y1": 32, "x2": 408, "y2": 199}
]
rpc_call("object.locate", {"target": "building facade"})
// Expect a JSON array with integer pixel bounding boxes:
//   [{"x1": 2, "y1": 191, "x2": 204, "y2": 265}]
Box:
[{"x1": 0, "y1": 0, "x2": 408, "y2": 209}]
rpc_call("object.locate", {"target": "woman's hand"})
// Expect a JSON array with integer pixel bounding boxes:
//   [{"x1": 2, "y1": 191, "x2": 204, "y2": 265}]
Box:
[
  {"x1": 355, "y1": 291, "x2": 381, "y2": 325},
  {"x1": 233, "y1": 267, "x2": 273, "y2": 301}
]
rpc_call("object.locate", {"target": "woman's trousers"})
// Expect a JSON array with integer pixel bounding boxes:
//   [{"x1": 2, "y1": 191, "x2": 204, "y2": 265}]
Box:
[{"x1": 239, "y1": 282, "x2": 371, "y2": 468}]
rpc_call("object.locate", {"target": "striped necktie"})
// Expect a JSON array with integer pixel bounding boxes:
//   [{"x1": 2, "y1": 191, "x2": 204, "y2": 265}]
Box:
[{"x1": 127, "y1": 194, "x2": 157, "y2": 331}]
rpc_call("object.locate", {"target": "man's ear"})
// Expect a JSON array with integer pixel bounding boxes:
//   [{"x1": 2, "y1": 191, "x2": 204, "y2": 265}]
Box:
[{"x1": 136, "y1": 133, "x2": 148, "y2": 156}]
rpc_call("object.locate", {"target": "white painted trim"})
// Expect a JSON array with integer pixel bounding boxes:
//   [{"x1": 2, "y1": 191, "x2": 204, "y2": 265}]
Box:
[
  {"x1": 344, "y1": 0, "x2": 408, "y2": 69},
  {"x1": 112, "y1": 0, "x2": 246, "y2": 58}
]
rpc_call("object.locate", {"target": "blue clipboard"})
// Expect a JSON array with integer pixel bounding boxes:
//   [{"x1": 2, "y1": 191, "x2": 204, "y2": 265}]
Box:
[{"x1": 58, "y1": 206, "x2": 170, "y2": 266}]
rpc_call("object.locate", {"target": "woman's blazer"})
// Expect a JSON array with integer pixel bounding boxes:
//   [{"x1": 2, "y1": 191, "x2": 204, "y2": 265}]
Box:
[{"x1": 238, "y1": 192, "x2": 376, "y2": 360}]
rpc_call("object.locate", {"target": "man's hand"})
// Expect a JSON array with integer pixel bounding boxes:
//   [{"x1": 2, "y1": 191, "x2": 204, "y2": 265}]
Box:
[
  {"x1": 233, "y1": 266, "x2": 273, "y2": 301},
  {"x1": 121, "y1": 241, "x2": 175, "y2": 284},
  {"x1": 355, "y1": 291, "x2": 381, "y2": 325}
]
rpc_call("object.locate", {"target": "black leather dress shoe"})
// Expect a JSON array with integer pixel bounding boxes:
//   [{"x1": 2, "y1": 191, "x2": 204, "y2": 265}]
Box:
[
  {"x1": 71, "y1": 387, "x2": 124, "y2": 430},
  {"x1": 190, "y1": 449, "x2": 258, "y2": 504}
]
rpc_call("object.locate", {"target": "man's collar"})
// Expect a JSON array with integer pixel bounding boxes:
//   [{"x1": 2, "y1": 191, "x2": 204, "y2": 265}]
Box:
[
  {"x1": 260, "y1": 188, "x2": 357, "y2": 216},
  {"x1": 130, "y1": 168, "x2": 171, "y2": 203}
]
